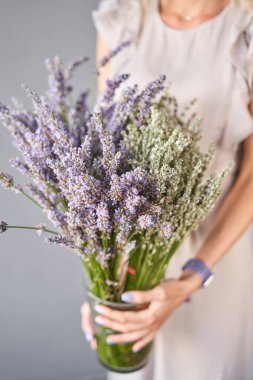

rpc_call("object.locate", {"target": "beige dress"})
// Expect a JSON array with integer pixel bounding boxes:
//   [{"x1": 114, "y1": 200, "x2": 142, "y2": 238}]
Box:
[{"x1": 92, "y1": 1, "x2": 253, "y2": 379}]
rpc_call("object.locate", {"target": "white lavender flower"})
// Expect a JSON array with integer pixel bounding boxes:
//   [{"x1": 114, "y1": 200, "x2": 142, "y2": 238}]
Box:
[
  {"x1": 124, "y1": 240, "x2": 136, "y2": 256},
  {"x1": 160, "y1": 222, "x2": 173, "y2": 238},
  {"x1": 36, "y1": 223, "x2": 46, "y2": 237}
]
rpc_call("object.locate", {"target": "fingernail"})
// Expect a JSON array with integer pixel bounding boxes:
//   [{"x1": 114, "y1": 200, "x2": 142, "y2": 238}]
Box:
[
  {"x1": 132, "y1": 346, "x2": 141, "y2": 352},
  {"x1": 95, "y1": 316, "x2": 104, "y2": 325},
  {"x1": 106, "y1": 337, "x2": 116, "y2": 345},
  {"x1": 121, "y1": 292, "x2": 133, "y2": 302},
  {"x1": 95, "y1": 305, "x2": 103, "y2": 313},
  {"x1": 85, "y1": 332, "x2": 93, "y2": 342}
]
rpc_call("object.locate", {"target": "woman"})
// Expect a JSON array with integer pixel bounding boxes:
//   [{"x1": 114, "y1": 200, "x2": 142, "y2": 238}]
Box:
[{"x1": 81, "y1": 0, "x2": 253, "y2": 379}]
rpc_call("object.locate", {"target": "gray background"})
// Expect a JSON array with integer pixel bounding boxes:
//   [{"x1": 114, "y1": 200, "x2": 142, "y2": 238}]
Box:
[{"x1": 0, "y1": 1, "x2": 106, "y2": 379}]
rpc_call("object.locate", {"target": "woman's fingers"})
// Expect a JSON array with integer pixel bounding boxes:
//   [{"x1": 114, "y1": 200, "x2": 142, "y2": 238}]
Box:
[
  {"x1": 80, "y1": 302, "x2": 93, "y2": 337},
  {"x1": 94, "y1": 315, "x2": 148, "y2": 333},
  {"x1": 132, "y1": 330, "x2": 156, "y2": 352},
  {"x1": 106, "y1": 327, "x2": 151, "y2": 345},
  {"x1": 95, "y1": 304, "x2": 156, "y2": 325},
  {"x1": 80, "y1": 302, "x2": 97, "y2": 350},
  {"x1": 121, "y1": 287, "x2": 163, "y2": 304}
]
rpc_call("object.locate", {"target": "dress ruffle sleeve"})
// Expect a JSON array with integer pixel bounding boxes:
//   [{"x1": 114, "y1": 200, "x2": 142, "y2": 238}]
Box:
[
  {"x1": 92, "y1": 0, "x2": 142, "y2": 49},
  {"x1": 225, "y1": 8, "x2": 253, "y2": 146}
]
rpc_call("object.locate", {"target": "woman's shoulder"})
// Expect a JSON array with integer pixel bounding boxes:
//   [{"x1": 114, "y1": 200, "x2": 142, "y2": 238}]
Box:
[
  {"x1": 230, "y1": 2, "x2": 253, "y2": 82},
  {"x1": 223, "y1": 2, "x2": 253, "y2": 147},
  {"x1": 231, "y1": 1, "x2": 253, "y2": 32},
  {"x1": 92, "y1": 0, "x2": 144, "y2": 49}
]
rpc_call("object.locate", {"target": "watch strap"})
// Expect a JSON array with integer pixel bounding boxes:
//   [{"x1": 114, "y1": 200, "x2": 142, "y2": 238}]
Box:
[{"x1": 182, "y1": 258, "x2": 214, "y2": 288}]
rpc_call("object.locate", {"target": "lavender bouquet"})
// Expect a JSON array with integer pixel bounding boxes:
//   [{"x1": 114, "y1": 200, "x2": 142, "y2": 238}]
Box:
[{"x1": 0, "y1": 49, "x2": 229, "y2": 372}]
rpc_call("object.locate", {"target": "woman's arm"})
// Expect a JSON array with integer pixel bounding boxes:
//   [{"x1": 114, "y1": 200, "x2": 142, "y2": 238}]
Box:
[
  {"x1": 96, "y1": 33, "x2": 111, "y2": 93},
  {"x1": 196, "y1": 133, "x2": 253, "y2": 267}
]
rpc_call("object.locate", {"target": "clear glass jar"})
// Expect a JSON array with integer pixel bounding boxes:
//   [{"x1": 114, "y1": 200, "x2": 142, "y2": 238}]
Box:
[{"x1": 87, "y1": 292, "x2": 153, "y2": 373}]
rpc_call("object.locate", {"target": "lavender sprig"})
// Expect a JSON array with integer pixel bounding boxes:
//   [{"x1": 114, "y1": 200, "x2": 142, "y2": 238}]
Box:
[
  {"x1": 0, "y1": 221, "x2": 7, "y2": 233},
  {"x1": 98, "y1": 40, "x2": 131, "y2": 68},
  {"x1": 0, "y1": 171, "x2": 42, "y2": 208},
  {"x1": 0, "y1": 220, "x2": 58, "y2": 235}
]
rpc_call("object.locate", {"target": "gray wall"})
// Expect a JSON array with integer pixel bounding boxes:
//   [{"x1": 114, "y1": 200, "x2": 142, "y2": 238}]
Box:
[{"x1": 0, "y1": 1, "x2": 106, "y2": 379}]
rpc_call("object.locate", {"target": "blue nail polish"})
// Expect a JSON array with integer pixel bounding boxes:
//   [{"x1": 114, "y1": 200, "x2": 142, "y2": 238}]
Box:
[
  {"x1": 106, "y1": 337, "x2": 116, "y2": 345},
  {"x1": 95, "y1": 304, "x2": 103, "y2": 313},
  {"x1": 121, "y1": 292, "x2": 133, "y2": 302},
  {"x1": 85, "y1": 332, "x2": 92, "y2": 342},
  {"x1": 95, "y1": 316, "x2": 104, "y2": 325}
]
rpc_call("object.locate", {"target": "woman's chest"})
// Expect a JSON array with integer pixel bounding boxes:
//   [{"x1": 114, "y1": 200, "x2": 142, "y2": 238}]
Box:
[{"x1": 112, "y1": 22, "x2": 236, "y2": 149}]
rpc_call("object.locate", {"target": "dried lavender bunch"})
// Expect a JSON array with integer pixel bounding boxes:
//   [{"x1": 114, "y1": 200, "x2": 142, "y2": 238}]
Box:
[{"x1": 0, "y1": 54, "x2": 230, "y2": 301}]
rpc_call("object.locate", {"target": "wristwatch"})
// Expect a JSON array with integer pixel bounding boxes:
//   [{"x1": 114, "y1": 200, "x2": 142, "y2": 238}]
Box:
[{"x1": 182, "y1": 258, "x2": 214, "y2": 288}]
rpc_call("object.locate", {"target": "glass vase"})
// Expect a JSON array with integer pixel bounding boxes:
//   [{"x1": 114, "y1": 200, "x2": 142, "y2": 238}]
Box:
[{"x1": 87, "y1": 291, "x2": 153, "y2": 373}]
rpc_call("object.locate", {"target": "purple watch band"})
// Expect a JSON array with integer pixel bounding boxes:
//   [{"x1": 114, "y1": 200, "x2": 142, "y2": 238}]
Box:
[{"x1": 182, "y1": 258, "x2": 214, "y2": 288}]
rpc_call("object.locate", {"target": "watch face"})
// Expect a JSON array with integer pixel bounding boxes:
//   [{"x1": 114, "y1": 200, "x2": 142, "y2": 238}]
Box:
[{"x1": 203, "y1": 274, "x2": 214, "y2": 288}]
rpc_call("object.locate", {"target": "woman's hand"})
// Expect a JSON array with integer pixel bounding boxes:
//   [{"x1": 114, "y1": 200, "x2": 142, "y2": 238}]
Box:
[{"x1": 92, "y1": 272, "x2": 202, "y2": 352}]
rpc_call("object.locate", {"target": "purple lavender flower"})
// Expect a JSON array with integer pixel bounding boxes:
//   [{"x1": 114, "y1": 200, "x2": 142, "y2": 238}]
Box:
[
  {"x1": 137, "y1": 214, "x2": 153, "y2": 229},
  {"x1": 45, "y1": 56, "x2": 71, "y2": 112},
  {"x1": 0, "y1": 171, "x2": 21, "y2": 193},
  {"x1": 96, "y1": 201, "x2": 111, "y2": 233},
  {"x1": 91, "y1": 107, "x2": 121, "y2": 177},
  {"x1": 13, "y1": 112, "x2": 38, "y2": 132},
  {"x1": 96, "y1": 246, "x2": 111, "y2": 268},
  {"x1": 136, "y1": 75, "x2": 166, "y2": 123},
  {"x1": 64, "y1": 56, "x2": 89, "y2": 81},
  {"x1": 98, "y1": 40, "x2": 131, "y2": 68},
  {"x1": 107, "y1": 84, "x2": 139, "y2": 137},
  {"x1": 0, "y1": 172, "x2": 14, "y2": 189},
  {"x1": 46, "y1": 234, "x2": 75, "y2": 249},
  {"x1": 0, "y1": 221, "x2": 8, "y2": 233},
  {"x1": 125, "y1": 193, "x2": 145, "y2": 215},
  {"x1": 9, "y1": 157, "x2": 29, "y2": 175},
  {"x1": 160, "y1": 222, "x2": 173, "y2": 238},
  {"x1": 101, "y1": 74, "x2": 130, "y2": 105},
  {"x1": 70, "y1": 90, "x2": 90, "y2": 146},
  {"x1": 27, "y1": 183, "x2": 52, "y2": 210}
]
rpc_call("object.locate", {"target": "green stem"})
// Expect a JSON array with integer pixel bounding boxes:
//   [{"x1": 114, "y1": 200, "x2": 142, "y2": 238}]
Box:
[
  {"x1": 7, "y1": 225, "x2": 58, "y2": 234},
  {"x1": 20, "y1": 190, "x2": 42, "y2": 208}
]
